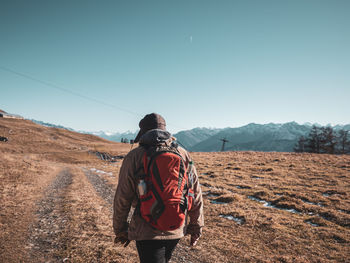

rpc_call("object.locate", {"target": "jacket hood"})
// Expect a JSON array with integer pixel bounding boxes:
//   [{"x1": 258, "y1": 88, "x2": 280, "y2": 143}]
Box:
[{"x1": 139, "y1": 129, "x2": 172, "y2": 146}]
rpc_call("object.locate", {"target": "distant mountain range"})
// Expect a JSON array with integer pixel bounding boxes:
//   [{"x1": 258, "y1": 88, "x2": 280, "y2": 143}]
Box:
[
  {"x1": 91, "y1": 130, "x2": 137, "y2": 143},
  {"x1": 181, "y1": 122, "x2": 350, "y2": 152},
  {"x1": 31, "y1": 120, "x2": 75, "y2": 131},
  {"x1": 30, "y1": 119, "x2": 350, "y2": 152},
  {"x1": 174, "y1": 127, "x2": 222, "y2": 149},
  {"x1": 188, "y1": 122, "x2": 310, "y2": 152}
]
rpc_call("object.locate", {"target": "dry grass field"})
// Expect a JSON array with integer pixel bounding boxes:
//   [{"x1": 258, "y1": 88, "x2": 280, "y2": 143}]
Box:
[{"x1": 1, "y1": 117, "x2": 349, "y2": 262}]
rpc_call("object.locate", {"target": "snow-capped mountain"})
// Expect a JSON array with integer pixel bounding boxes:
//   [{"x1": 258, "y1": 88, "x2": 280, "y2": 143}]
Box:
[
  {"x1": 173, "y1": 127, "x2": 223, "y2": 149},
  {"x1": 190, "y1": 122, "x2": 312, "y2": 152},
  {"x1": 91, "y1": 131, "x2": 137, "y2": 142},
  {"x1": 28, "y1": 118, "x2": 350, "y2": 152}
]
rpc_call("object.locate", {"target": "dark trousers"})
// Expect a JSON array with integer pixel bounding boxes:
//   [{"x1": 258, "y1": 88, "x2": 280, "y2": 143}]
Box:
[{"x1": 136, "y1": 239, "x2": 180, "y2": 263}]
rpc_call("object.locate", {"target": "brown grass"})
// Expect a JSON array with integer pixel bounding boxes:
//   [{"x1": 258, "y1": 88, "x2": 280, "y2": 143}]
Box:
[
  {"x1": 192, "y1": 151, "x2": 349, "y2": 262},
  {"x1": 0, "y1": 118, "x2": 349, "y2": 262}
]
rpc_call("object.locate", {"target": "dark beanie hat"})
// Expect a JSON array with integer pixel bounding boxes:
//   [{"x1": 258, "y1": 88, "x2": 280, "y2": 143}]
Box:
[{"x1": 134, "y1": 113, "x2": 166, "y2": 143}]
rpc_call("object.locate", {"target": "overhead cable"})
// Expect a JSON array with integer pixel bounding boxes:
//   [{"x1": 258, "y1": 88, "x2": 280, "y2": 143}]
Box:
[
  {"x1": 0, "y1": 65, "x2": 188, "y2": 132},
  {"x1": 0, "y1": 65, "x2": 142, "y2": 117}
]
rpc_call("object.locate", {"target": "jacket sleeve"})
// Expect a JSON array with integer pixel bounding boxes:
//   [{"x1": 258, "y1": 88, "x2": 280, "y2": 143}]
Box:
[
  {"x1": 113, "y1": 153, "x2": 137, "y2": 235},
  {"x1": 187, "y1": 158, "x2": 204, "y2": 235}
]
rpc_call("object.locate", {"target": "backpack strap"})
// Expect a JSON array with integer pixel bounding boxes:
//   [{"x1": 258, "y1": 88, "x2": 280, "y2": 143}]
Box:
[
  {"x1": 144, "y1": 145, "x2": 185, "y2": 173},
  {"x1": 149, "y1": 184, "x2": 165, "y2": 222}
]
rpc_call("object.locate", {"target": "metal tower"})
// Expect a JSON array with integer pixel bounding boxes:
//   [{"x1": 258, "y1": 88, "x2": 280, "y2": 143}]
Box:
[{"x1": 220, "y1": 138, "x2": 229, "y2": 152}]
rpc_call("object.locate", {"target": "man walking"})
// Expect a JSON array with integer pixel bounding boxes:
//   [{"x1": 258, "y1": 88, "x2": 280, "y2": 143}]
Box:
[{"x1": 113, "y1": 113, "x2": 204, "y2": 263}]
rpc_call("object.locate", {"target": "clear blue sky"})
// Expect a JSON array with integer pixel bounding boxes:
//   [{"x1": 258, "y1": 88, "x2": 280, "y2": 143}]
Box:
[{"x1": 1, "y1": 0, "x2": 349, "y2": 133}]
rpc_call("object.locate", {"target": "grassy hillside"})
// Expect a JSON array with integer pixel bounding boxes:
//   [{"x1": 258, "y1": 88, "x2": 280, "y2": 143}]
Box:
[{"x1": 1, "y1": 117, "x2": 349, "y2": 262}]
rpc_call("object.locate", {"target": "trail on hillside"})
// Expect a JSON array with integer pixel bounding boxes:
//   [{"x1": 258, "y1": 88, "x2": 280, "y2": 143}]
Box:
[
  {"x1": 25, "y1": 168, "x2": 139, "y2": 262},
  {"x1": 27, "y1": 169, "x2": 72, "y2": 262},
  {"x1": 85, "y1": 169, "x2": 115, "y2": 207}
]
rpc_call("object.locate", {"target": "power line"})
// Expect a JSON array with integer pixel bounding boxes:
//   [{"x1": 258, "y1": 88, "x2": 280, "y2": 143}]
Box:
[
  {"x1": 0, "y1": 65, "x2": 142, "y2": 117},
  {"x1": 0, "y1": 65, "x2": 189, "y2": 131}
]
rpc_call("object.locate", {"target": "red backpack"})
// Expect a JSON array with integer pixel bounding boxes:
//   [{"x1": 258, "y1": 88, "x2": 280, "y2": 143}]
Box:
[{"x1": 138, "y1": 144, "x2": 194, "y2": 231}]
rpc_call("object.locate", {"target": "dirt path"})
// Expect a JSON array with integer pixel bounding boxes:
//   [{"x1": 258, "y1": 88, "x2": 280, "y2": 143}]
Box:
[
  {"x1": 0, "y1": 154, "x2": 64, "y2": 263},
  {"x1": 17, "y1": 167, "x2": 127, "y2": 262},
  {"x1": 12, "y1": 166, "x2": 197, "y2": 263},
  {"x1": 22, "y1": 167, "x2": 139, "y2": 262},
  {"x1": 84, "y1": 169, "x2": 115, "y2": 208},
  {"x1": 26, "y1": 168, "x2": 73, "y2": 262}
]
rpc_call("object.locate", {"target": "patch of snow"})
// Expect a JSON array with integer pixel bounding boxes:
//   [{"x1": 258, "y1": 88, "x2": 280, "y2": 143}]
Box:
[
  {"x1": 306, "y1": 220, "x2": 320, "y2": 227},
  {"x1": 90, "y1": 168, "x2": 113, "y2": 177},
  {"x1": 220, "y1": 214, "x2": 245, "y2": 224},
  {"x1": 248, "y1": 196, "x2": 267, "y2": 204},
  {"x1": 207, "y1": 193, "x2": 220, "y2": 198},
  {"x1": 248, "y1": 196, "x2": 301, "y2": 214}
]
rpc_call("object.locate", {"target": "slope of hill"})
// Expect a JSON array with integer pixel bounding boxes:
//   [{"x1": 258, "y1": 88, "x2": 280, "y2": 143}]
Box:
[
  {"x1": 0, "y1": 117, "x2": 132, "y2": 262},
  {"x1": 1, "y1": 116, "x2": 349, "y2": 262},
  {"x1": 334, "y1": 124, "x2": 350, "y2": 131},
  {"x1": 173, "y1": 127, "x2": 222, "y2": 149},
  {"x1": 191, "y1": 122, "x2": 311, "y2": 152},
  {"x1": 30, "y1": 119, "x2": 138, "y2": 143},
  {"x1": 24, "y1": 118, "x2": 350, "y2": 152},
  {"x1": 92, "y1": 130, "x2": 137, "y2": 142},
  {"x1": 0, "y1": 118, "x2": 130, "y2": 158},
  {"x1": 94, "y1": 128, "x2": 222, "y2": 146},
  {"x1": 31, "y1": 119, "x2": 75, "y2": 131}
]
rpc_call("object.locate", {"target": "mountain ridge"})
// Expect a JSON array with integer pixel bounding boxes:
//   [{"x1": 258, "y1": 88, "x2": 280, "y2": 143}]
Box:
[{"x1": 28, "y1": 118, "x2": 350, "y2": 152}]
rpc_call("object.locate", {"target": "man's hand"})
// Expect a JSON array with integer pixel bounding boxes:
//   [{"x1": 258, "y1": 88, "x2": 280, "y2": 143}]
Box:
[
  {"x1": 114, "y1": 231, "x2": 130, "y2": 247},
  {"x1": 190, "y1": 233, "x2": 200, "y2": 247},
  {"x1": 186, "y1": 224, "x2": 201, "y2": 247}
]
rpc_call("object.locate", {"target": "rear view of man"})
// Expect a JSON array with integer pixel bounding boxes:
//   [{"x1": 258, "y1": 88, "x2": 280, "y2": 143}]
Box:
[{"x1": 113, "y1": 113, "x2": 204, "y2": 263}]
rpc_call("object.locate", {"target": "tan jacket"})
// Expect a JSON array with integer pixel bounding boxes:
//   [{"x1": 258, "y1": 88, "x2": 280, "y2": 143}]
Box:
[{"x1": 113, "y1": 130, "x2": 204, "y2": 241}]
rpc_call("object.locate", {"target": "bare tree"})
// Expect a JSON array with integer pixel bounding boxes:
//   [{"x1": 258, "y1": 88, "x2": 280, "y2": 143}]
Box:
[
  {"x1": 306, "y1": 125, "x2": 321, "y2": 153},
  {"x1": 319, "y1": 127, "x2": 336, "y2": 154},
  {"x1": 294, "y1": 136, "x2": 306, "y2": 153},
  {"x1": 337, "y1": 129, "x2": 350, "y2": 154},
  {"x1": 296, "y1": 126, "x2": 349, "y2": 155}
]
